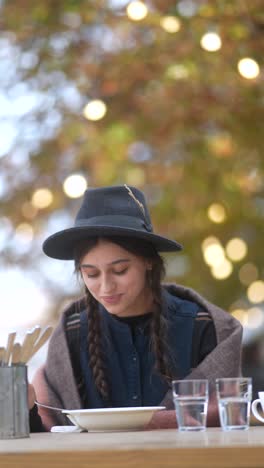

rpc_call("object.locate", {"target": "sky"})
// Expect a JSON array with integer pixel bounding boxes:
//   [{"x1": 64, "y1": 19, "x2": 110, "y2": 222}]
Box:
[
  {"x1": 0, "y1": 268, "x2": 51, "y2": 379},
  {"x1": 0, "y1": 262, "x2": 82, "y2": 379}
]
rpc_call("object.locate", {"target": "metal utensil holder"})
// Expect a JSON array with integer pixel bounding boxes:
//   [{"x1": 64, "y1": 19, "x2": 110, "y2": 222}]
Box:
[{"x1": 0, "y1": 365, "x2": 29, "y2": 439}]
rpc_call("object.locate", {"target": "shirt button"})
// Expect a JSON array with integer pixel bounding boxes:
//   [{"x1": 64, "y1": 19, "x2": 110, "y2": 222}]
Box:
[
  {"x1": 132, "y1": 395, "x2": 138, "y2": 400},
  {"x1": 133, "y1": 356, "x2": 137, "y2": 362}
]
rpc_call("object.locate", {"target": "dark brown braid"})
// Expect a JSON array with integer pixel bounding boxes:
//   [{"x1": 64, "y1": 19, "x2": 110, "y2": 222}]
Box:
[
  {"x1": 84, "y1": 287, "x2": 110, "y2": 402},
  {"x1": 147, "y1": 263, "x2": 173, "y2": 384},
  {"x1": 74, "y1": 235, "x2": 173, "y2": 402}
]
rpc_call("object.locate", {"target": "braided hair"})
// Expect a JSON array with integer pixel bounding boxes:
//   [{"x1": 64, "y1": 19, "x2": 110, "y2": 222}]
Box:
[{"x1": 74, "y1": 235, "x2": 173, "y2": 402}]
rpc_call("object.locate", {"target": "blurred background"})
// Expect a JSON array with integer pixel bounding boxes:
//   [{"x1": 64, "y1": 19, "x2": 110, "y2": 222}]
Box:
[{"x1": 0, "y1": 0, "x2": 263, "y2": 395}]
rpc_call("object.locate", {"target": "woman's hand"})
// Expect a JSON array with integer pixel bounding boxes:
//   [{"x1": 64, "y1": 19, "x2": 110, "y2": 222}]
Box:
[
  {"x1": 28, "y1": 383, "x2": 37, "y2": 410},
  {"x1": 146, "y1": 410, "x2": 177, "y2": 430}
]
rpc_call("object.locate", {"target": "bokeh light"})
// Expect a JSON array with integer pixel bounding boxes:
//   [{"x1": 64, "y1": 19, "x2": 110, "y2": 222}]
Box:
[
  {"x1": 15, "y1": 223, "x2": 34, "y2": 240},
  {"x1": 207, "y1": 203, "x2": 226, "y2": 223},
  {"x1": 126, "y1": 1, "x2": 148, "y2": 21},
  {"x1": 200, "y1": 32, "x2": 222, "y2": 51},
  {"x1": 231, "y1": 308, "x2": 247, "y2": 326},
  {"x1": 203, "y1": 241, "x2": 225, "y2": 267},
  {"x1": 211, "y1": 259, "x2": 233, "y2": 280},
  {"x1": 202, "y1": 235, "x2": 233, "y2": 280},
  {"x1": 127, "y1": 141, "x2": 153, "y2": 162},
  {"x1": 202, "y1": 236, "x2": 221, "y2": 252},
  {"x1": 247, "y1": 281, "x2": 264, "y2": 304},
  {"x1": 207, "y1": 132, "x2": 234, "y2": 158},
  {"x1": 83, "y1": 99, "x2": 107, "y2": 121},
  {"x1": 160, "y1": 16, "x2": 181, "y2": 33},
  {"x1": 177, "y1": 0, "x2": 198, "y2": 18},
  {"x1": 225, "y1": 237, "x2": 247, "y2": 262},
  {"x1": 231, "y1": 307, "x2": 264, "y2": 329},
  {"x1": 63, "y1": 174, "x2": 88, "y2": 198},
  {"x1": 166, "y1": 64, "x2": 189, "y2": 80},
  {"x1": 31, "y1": 188, "x2": 53, "y2": 209},
  {"x1": 237, "y1": 58, "x2": 260, "y2": 79},
  {"x1": 246, "y1": 307, "x2": 264, "y2": 329}
]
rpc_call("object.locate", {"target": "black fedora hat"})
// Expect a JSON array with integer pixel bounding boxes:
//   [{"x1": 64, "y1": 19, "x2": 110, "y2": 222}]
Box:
[{"x1": 43, "y1": 185, "x2": 182, "y2": 260}]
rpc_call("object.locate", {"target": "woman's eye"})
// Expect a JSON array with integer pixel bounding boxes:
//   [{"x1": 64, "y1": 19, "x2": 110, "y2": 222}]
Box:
[
  {"x1": 114, "y1": 268, "x2": 128, "y2": 275},
  {"x1": 85, "y1": 272, "x2": 99, "y2": 278},
  {"x1": 82, "y1": 268, "x2": 128, "y2": 278}
]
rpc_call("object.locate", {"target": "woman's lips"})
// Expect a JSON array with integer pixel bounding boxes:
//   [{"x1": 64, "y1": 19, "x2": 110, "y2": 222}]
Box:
[{"x1": 101, "y1": 294, "x2": 123, "y2": 305}]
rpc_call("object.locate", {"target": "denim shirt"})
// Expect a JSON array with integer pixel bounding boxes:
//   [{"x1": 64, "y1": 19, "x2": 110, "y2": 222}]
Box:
[{"x1": 79, "y1": 289, "x2": 199, "y2": 408}]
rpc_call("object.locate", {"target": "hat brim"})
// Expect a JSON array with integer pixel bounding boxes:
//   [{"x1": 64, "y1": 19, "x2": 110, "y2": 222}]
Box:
[{"x1": 43, "y1": 225, "x2": 182, "y2": 260}]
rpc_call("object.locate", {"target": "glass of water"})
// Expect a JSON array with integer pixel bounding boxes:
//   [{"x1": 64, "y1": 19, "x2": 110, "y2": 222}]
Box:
[
  {"x1": 216, "y1": 377, "x2": 252, "y2": 431},
  {"x1": 172, "y1": 379, "x2": 209, "y2": 431}
]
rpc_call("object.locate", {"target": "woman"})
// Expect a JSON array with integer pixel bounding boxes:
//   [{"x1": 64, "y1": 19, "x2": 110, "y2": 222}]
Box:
[{"x1": 30, "y1": 185, "x2": 242, "y2": 431}]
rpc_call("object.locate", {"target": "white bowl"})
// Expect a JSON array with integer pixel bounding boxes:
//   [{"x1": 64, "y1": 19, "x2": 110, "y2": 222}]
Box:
[{"x1": 62, "y1": 406, "x2": 166, "y2": 432}]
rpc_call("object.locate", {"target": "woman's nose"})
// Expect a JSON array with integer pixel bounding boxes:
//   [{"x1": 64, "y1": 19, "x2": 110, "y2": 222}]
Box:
[{"x1": 101, "y1": 274, "x2": 115, "y2": 293}]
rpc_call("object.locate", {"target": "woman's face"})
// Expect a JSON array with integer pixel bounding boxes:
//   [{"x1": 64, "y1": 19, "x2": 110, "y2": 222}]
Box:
[{"x1": 80, "y1": 239, "x2": 153, "y2": 317}]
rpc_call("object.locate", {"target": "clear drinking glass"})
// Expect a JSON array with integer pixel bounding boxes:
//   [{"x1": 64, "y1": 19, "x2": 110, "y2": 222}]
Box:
[
  {"x1": 172, "y1": 379, "x2": 209, "y2": 431},
  {"x1": 216, "y1": 377, "x2": 252, "y2": 431}
]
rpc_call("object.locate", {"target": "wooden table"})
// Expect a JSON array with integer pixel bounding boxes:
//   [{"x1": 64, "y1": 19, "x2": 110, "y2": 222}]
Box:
[{"x1": 0, "y1": 427, "x2": 264, "y2": 468}]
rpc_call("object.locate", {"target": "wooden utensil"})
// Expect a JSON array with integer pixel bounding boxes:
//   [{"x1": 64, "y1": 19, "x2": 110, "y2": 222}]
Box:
[
  {"x1": 20, "y1": 326, "x2": 41, "y2": 363},
  {"x1": 3, "y1": 331, "x2": 16, "y2": 366},
  {"x1": 11, "y1": 343, "x2": 22, "y2": 365},
  {"x1": 27, "y1": 326, "x2": 53, "y2": 362},
  {"x1": 0, "y1": 346, "x2": 5, "y2": 366}
]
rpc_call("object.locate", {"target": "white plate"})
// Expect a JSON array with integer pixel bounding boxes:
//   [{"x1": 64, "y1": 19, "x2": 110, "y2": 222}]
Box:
[{"x1": 62, "y1": 406, "x2": 166, "y2": 432}]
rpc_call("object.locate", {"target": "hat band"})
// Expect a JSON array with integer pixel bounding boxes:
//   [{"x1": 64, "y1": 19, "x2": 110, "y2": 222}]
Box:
[{"x1": 75, "y1": 215, "x2": 153, "y2": 233}]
